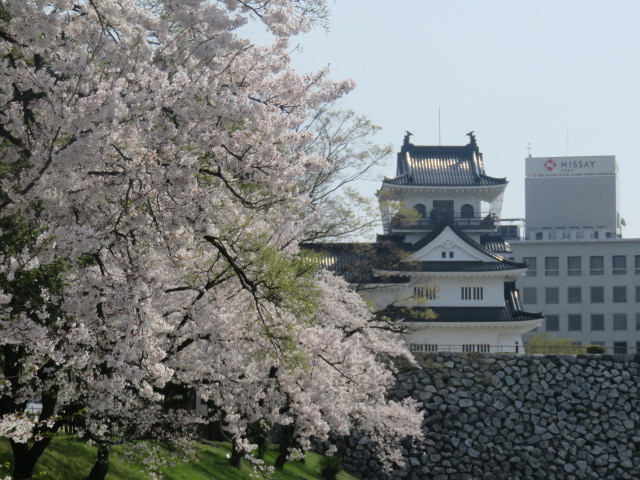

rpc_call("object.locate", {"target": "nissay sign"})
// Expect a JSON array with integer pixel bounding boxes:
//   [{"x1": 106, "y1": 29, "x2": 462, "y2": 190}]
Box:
[{"x1": 526, "y1": 156, "x2": 616, "y2": 177}]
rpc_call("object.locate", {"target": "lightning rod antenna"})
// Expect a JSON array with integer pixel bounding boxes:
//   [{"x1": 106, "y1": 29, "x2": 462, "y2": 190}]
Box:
[{"x1": 438, "y1": 107, "x2": 441, "y2": 146}]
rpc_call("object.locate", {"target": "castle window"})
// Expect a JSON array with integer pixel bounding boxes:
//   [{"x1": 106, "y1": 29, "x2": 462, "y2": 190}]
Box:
[
  {"x1": 462, "y1": 344, "x2": 490, "y2": 353},
  {"x1": 460, "y1": 204, "x2": 474, "y2": 218},
  {"x1": 461, "y1": 287, "x2": 483, "y2": 300},
  {"x1": 414, "y1": 204, "x2": 427, "y2": 218},
  {"x1": 409, "y1": 344, "x2": 438, "y2": 353},
  {"x1": 414, "y1": 286, "x2": 436, "y2": 300}
]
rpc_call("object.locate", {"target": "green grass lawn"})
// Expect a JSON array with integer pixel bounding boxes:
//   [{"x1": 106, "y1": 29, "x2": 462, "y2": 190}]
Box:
[{"x1": 0, "y1": 436, "x2": 360, "y2": 480}]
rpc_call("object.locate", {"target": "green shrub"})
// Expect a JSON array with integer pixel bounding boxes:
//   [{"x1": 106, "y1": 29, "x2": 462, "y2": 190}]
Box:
[
  {"x1": 586, "y1": 344, "x2": 606, "y2": 354},
  {"x1": 318, "y1": 455, "x2": 343, "y2": 480}
]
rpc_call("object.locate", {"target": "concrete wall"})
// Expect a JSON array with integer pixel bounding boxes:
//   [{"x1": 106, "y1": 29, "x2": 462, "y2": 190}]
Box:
[
  {"x1": 340, "y1": 353, "x2": 640, "y2": 480},
  {"x1": 526, "y1": 176, "x2": 618, "y2": 233},
  {"x1": 510, "y1": 239, "x2": 640, "y2": 351}
]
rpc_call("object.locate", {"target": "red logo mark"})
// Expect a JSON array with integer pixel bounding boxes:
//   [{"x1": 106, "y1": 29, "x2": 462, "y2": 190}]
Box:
[{"x1": 543, "y1": 158, "x2": 557, "y2": 171}]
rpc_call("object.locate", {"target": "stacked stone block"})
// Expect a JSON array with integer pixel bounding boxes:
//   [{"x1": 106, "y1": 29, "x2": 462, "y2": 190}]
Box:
[{"x1": 341, "y1": 353, "x2": 640, "y2": 480}]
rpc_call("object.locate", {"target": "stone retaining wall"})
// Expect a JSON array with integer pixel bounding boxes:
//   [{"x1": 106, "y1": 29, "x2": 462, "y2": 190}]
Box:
[{"x1": 341, "y1": 353, "x2": 640, "y2": 480}]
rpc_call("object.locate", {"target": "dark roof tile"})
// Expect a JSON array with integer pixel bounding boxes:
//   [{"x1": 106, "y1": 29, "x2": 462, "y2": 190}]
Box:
[
  {"x1": 379, "y1": 306, "x2": 543, "y2": 323},
  {"x1": 384, "y1": 144, "x2": 507, "y2": 187}
]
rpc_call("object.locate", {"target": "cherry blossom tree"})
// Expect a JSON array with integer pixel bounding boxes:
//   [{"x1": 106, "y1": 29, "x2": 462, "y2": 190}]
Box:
[{"x1": 0, "y1": 1, "x2": 422, "y2": 478}]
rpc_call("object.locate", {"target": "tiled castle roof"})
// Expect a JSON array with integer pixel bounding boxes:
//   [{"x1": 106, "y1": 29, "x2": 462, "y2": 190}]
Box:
[
  {"x1": 378, "y1": 306, "x2": 543, "y2": 323},
  {"x1": 383, "y1": 143, "x2": 507, "y2": 187},
  {"x1": 304, "y1": 224, "x2": 525, "y2": 280}
]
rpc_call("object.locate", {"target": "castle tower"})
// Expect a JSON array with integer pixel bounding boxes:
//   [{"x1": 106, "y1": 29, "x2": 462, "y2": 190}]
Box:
[{"x1": 307, "y1": 133, "x2": 543, "y2": 353}]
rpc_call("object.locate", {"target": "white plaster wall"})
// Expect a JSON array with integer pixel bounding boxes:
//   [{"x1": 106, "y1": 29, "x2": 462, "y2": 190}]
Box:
[
  {"x1": 406, "y1": 327, "x2": 524, "y2": 353},
  {"x1": 359, "y1": 276, "x2": 505, "y2": 309}
]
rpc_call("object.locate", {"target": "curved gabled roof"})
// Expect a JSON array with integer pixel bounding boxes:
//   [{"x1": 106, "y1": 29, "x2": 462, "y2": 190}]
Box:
[
  {"x1": 410, "y1": 223, "x2": 521, "y2": 264},
  {"x1": 383, "y1": 143, "x2": 507, "y2": 187}
]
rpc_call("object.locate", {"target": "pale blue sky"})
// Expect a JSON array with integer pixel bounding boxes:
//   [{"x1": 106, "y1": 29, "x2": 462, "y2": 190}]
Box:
[{"x1": 256, "y1": 1, "x2": 640, "y2": 237}]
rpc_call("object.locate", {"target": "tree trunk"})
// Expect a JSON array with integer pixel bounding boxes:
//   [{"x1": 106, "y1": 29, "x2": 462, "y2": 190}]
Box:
[
  {"x1": 228, "y1": 440, "x2": 244, "y2": 468},
  {"x1": 10, "y1": 391, "x2": 57, "y2": 480},
  {"x1": 274, "y1": 425, "x2": 294, "y2": 470},
  {"x1": 85, "y1": 443, "x2": 111, "y2": 480},
  {"x1": 10, "y1": 437, "x2": 52, "y2": 480}
]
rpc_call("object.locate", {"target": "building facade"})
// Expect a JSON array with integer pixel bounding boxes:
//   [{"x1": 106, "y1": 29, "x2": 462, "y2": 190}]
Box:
[{"x1": 507, "y1": 155, "x2": 640, "y2": 353}]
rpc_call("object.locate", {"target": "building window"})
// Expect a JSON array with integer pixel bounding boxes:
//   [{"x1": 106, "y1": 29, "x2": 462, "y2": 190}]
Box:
[
  {"x1": 613, "y1": 286, "x2": 627, "y2": 303},
  {"x1": 568, "y1": 314, "x2": 582, "y2": 331},
  {"x1": 462, "y1": 344, "x2": 490, "y2": 353},
  {"x1": 591, "y1": 231, "x2": 599, "y2": 239},
  {"x1": 441, "y1": 252, "x2": 446, "y2": 258},
  {"x1": 549, "y1": 231, "x2": 557, "y2": 240},
  {"x1": 567, "y1": 256, "x2": 581, "y2": 276},
  {"x1": 636, "y1": 286, "x2": 640, "y2": 303},
  {"x1": 461, "y1": 287, "x2": 483, "y2": 300},
  {"x1": 567, "y1": 287, "x2": 581, "y2": 303},
  {"x1": 449, "y1": 251, "x2": 454, "y2": 258},
  {"x1": 613, "y1": 313, "x2": 627, "y2": 331},
  {"x1": 590, "y1": 286, "x2": 604, "y2": 303},
  {"x1": 613, "y1": 342, "x2": 627, "y2": 354},
  {"x1": 414, "y1": 286, "x2": 436, "y2": 300},
  {"x1": 545, "y1": 257, "x2": 559, "y2": 276},
  {"x1": 413, "y1": 204, "x2": 427, "y2": 218},
  {"x1": 636, "y1": 313, "x2": 640, "y2": 331},
  {"x1": 590, "y1": 256, "x2": 604, "y2": 275},
  {"x1": 591, "y1": 314, "x2": 604, "y2": 331},
  {"x1": 576, "y1": 231, "x2": 585, "y2": 239},
  {"x1": 636, "y1": 255, "x2": 640, "y2": 275},
  {"x1": 523, "y1": 257, "x2": 537, "y2": 277},
  {"x1": 562, "y1": 231, "x2": 571, "y2": 240},
  {"x1": 535, "y1": 232, "x2": 543, "y2": 240},
  {"x1": 409, "y1": 344, "x2": 438, "y2": 353},
  {"x1": 522, "y1": 287, "x2": 537, "y2": 305},
  {"x1": 545, "y1": 287, "x2": 559, "y2": 304},
  {"x1": 612, "y1": 255, "x2": 627, "y2": 275},
  {"x1": 460, "y1": 204, "x2": 474, "y2": 219},
  {"x1": 546, "y1": 315, "x2": 559, "y2": 332}
]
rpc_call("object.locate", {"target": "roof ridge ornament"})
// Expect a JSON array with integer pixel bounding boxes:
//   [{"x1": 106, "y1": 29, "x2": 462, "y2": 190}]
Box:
[
  {"x1": 403, "y1": 130, "x2": 414, "y2": 150},
  {"x1": 466, "y1": 130, "x2": 477, "y2": 149}
]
